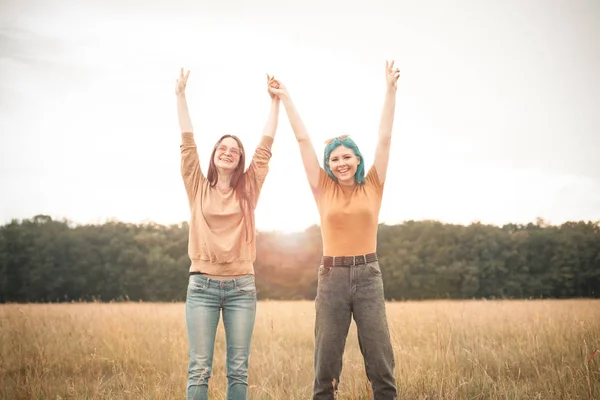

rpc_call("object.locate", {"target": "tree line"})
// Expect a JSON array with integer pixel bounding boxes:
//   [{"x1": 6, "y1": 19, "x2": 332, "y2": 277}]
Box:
[{"x1": 1, "y1": 215, "x2": 598, "y2": 302}]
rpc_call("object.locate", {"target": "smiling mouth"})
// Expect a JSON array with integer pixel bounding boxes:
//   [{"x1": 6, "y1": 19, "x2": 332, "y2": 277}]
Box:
[
  {"x1": 219, "y1": 157, "x2": 233, "y2": 163},
  {"x1": 337, "y1": 168, "x2": 349, "y2": 174}
]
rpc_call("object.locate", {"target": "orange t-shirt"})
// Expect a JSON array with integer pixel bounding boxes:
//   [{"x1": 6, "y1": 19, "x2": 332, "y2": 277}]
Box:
[
  {"x1": 180, "y1": 133, "x2": 273, "y2": 275},
  {"x1": 312, "y1": 166, "x2": 384, "y2": 256}
]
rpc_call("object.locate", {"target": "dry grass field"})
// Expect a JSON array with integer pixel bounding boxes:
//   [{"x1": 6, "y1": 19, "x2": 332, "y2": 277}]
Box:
[{"x1": 1, "y1": 300, "x2": 599, "y2": 399}]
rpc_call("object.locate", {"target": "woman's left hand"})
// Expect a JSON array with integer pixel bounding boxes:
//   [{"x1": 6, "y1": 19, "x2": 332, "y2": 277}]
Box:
[
  {"x1": 385, "y1": 60, "x2": 400, "y2": 92},
  {"x1": 266, "y1": 74, "x2": 280, "y2": 100}
]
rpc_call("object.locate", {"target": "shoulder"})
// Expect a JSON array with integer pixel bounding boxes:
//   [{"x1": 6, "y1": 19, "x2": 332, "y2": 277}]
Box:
[{"x1": 364, "y1": 165, "x2": 384, "y2": 193}]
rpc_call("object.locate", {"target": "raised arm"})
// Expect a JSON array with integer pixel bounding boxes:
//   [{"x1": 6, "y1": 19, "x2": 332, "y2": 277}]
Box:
[
  {"x1": 176, "y1": 68, "x2": 203, "y2": 206},
  {"x1": 244, "y1": 75, "x2": 282, "y2": 195},
  {"x1": 262, "y1": 74, "x2": 280, "y2": 140},
  {"x1": 268, "y1": 79, "x2": 321, "y2": 190},
  {"x1": 176, "y1": 68, "x2": 193, "y2": 134},
  {"x1": 373, "y1": 60, "x2": 400, "y2": 183}
]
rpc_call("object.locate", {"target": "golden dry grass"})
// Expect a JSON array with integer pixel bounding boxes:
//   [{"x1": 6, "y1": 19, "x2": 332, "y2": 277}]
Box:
[{"x1": 1, "y1": 300, "x2": 599, "y2": 399}]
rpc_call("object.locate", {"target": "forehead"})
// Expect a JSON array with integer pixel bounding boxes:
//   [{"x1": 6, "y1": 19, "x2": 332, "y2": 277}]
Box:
[
  {"x1": 329, "y1": 145, "x2": 354, "y2": 158},
  {"x1": 218, "y1": 137, "x2": 239, "y2": 148}
]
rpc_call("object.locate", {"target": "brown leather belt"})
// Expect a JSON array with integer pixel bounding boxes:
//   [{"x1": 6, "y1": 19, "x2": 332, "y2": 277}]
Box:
[{"x1": 321, "y1": 253, "x2": 378, "y2": 267}]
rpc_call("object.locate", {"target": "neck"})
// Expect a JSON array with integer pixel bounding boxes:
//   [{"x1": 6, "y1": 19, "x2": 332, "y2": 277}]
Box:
[
  {"x1": 217, "y1": 170, "x2": 234, "y2": 188},
  {"x1": 338, "y1": 178, "x2": 356, "y2": 188}
]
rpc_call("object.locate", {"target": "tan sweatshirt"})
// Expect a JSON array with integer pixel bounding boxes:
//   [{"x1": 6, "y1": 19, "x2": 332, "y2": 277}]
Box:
[{"x1": 180, "y1": 132, "x2": 273, "y2": 275}]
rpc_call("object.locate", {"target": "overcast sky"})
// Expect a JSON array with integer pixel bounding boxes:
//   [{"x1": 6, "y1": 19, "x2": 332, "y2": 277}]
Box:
[{"x1": 1, "y1": 0, "x2": 598, "y2": 232}]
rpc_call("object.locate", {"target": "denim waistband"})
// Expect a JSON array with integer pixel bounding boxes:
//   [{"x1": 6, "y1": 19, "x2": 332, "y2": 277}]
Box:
[{"x1": 188, "y1": 273, "x2": 255, "y2": 289}]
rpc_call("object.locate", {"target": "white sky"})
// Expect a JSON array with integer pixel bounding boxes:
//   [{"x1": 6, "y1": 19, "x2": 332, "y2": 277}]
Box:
[{"x1": 1, "y1": 0, "x2": 599, "y2": 232}]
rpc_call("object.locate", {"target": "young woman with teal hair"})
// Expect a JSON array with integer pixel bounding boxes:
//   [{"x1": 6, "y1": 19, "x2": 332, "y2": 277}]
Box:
[{"x1": 269, "y1": 61, "x2": 401, "y2": 399}]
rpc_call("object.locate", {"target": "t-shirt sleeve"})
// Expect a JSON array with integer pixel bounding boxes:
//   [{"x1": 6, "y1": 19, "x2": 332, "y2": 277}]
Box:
[
  {"x1": 311, "y1": 168, "x2": 332, "y2": 203},
  {"x1": 365, "y1": 165, "x2": 384, "y2": 197}
]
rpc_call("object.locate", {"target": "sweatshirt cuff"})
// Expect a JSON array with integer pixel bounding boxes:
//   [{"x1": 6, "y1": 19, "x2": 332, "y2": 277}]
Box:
[
  {"x1": 259, "y1": 135, "x2": 274, "y2": 149},
  {"x1": 181, "y1": 132, "x2": 195, "y2": 145}
]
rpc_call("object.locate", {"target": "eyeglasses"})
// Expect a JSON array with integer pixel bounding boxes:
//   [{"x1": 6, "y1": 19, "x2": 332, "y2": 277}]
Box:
[
  {"x1": 216, "y1": 145, "x2": 242, "y2": 157},
  {"x1": 324, "y1": 134, "x2": 349, "y2": 144}
]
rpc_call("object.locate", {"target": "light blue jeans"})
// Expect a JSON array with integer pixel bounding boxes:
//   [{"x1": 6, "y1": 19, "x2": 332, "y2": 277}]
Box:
[{"x1": 186, "y1": 274, "x2": 257, "y2": 400}]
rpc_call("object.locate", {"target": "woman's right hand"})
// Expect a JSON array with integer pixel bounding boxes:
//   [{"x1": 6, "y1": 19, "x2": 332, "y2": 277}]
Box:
[
  {"x1": 266, "y1": 74, "x2": 278, "y2": 100},
  {"x1": 267, "y1": 77, "x2": 289, "y2": 99},
  {"x1": 175, "y1": 68, "x2": 190, "y2": 96}
]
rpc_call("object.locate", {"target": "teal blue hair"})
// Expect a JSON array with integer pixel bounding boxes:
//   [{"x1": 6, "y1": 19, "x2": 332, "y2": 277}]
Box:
[{"x1": 323, "y1": 137, "x2": 365, "y2": 184}]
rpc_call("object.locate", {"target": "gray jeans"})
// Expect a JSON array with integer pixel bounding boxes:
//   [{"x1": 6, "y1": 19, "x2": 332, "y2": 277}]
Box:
[{"x1": 313, "y1": 261, "x2": 397, "y2": 400}]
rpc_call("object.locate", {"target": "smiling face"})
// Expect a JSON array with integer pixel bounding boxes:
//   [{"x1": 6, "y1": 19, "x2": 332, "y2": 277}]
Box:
[
  {"x1": 328, "y1": 145, "x2": 361, "y2": 185},
  {"x1": 206, "y1": 135, "x2": 246, "y2": 189},
  {"x1": 213, "y1": 137, "x2": 243, "y2": 171}
]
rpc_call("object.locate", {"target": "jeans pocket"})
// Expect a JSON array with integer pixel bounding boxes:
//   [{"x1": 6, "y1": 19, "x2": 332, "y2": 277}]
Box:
[
  {"x1": 187, "y1": 281, "x2": 207, "y2": 293},
  {"x1": 318, "y1": 265, "x2": 332, "y2": 278},
  {"x1": 188, "y1": 275, "x2": 208, "y2": 292},
  {"x1": 237, "y1": 278, "x2": 256, "y2": 294},
  {"x1": 368, "y1": 262, "x2": 382, "y2": 276}
]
